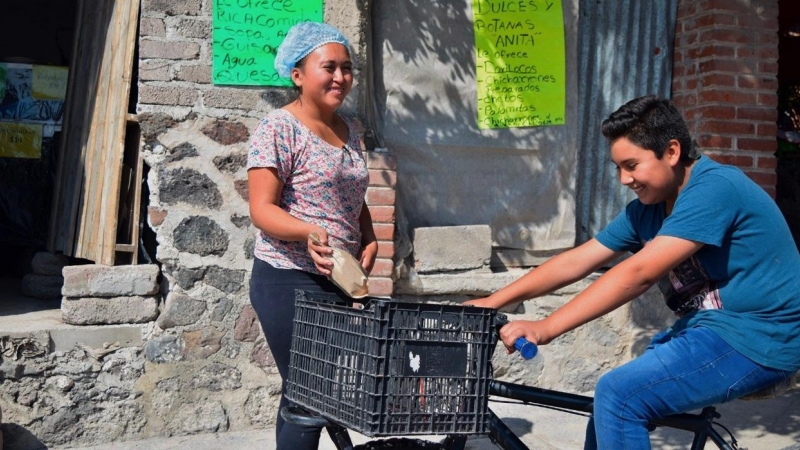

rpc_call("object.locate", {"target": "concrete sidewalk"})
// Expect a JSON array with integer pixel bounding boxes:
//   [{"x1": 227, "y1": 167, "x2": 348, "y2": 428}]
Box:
[{"x1": 56, "y1": 388, "x2": 800, "y2": 450}]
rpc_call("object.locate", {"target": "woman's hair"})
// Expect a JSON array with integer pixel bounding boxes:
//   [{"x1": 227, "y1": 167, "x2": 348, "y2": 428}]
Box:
[
  {"x1": 601, "y1": 95, "x2": 697, "y2": 162},
  {"x1": 274, "y1": 22, "x2": 353, "y2": 78}
]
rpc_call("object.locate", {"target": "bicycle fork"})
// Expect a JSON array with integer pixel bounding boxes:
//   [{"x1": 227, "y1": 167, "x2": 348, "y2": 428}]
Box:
[
  {"x1": 281, "y1": 405, "x2": 356, "y2": 450},
  {"x1": 486, "y1": 409, "x2": 528, "y2": 450}
]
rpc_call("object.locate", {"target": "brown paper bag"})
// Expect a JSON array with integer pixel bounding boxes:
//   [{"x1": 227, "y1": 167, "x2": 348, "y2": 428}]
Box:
[{"x1": 309, "y1": 233, "x2": 369, "y2": 298}]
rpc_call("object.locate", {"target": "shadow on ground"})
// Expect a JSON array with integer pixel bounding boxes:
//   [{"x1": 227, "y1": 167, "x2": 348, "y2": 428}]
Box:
[{"x1": 2, "y1": 423, "x2": 48, "y2": 450}]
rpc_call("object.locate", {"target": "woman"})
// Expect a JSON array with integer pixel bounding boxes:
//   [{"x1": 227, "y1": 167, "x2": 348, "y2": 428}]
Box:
[{"x1": 247, "y1": 22, "x2": 378, "y2": 449}]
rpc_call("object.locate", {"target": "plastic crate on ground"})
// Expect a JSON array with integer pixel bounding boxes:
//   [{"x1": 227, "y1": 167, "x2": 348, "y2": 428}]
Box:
[{"x1": 285, "y1": 290, "x2": 500, "y2": 437}]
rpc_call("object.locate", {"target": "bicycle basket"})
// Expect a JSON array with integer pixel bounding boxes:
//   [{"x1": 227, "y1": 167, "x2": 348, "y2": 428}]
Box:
[{"x1": 285, "y1": 292, "x2": 499, "y2": 437}]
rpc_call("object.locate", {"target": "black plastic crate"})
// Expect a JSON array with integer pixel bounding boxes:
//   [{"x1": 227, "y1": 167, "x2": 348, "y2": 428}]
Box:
[{"x1": 285, "y1": 291, "x2": 499, "y2": 437}]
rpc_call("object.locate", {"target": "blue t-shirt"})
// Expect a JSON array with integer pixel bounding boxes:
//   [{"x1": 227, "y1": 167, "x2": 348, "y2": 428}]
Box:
[{"x1": 596, "y1": 156, "x2": 800, "y2": 372}]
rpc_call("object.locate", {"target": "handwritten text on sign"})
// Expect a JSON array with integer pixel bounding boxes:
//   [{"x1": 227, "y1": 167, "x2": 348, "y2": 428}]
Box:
[
  {"x1": 0, "y1": 122, "x2": 43, "y2": 159},
  {"x1": 472, "y1": 0, "x2": 566, "y2": 129},
  {"x1": 212, "y1": 0, "x2": 323, "y2": 86},
  {"x1": 32, "y1": 65, "x2": 69, "y2": 100}
]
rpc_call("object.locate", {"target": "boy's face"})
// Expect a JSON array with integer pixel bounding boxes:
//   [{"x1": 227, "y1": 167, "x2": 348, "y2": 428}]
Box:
[{"x1": 610, "y1": 137, "x2": 682, "y2": 206}]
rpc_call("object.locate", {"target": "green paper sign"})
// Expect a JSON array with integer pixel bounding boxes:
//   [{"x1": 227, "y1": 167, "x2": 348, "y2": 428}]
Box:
[
  {"x1": 212, "y1": 0, "x2": 323, "y2": 86},
  {"x1": 472, "y1": 0, "x2": 566, "y2": 129}
]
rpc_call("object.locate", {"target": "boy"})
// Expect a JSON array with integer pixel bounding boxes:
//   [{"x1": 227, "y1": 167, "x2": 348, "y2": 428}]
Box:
[{"x1": 467, "y1": 95, "x2": 800, "y2": 449}]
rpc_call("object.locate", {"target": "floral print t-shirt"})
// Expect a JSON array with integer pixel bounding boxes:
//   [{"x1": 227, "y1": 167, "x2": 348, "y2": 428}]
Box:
[{"x1": 247, "y1": 109, "x2": 368, "y2": 274}]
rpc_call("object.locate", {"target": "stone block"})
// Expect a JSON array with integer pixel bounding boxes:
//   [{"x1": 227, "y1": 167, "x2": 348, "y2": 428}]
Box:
[
  {"x1": 62, "y1": 264, "x2": 160, "y2": 297},
  {"x1": 233, "y1": 304, "x2": 260, "y2": 342},
  {"x1": 156, "y1": 292, "x2": 206, "y2": 329},
  {"x1": 61, "y1": 296, "x2": 159, "y2": 325},
  {"x1": 21, "y1": 274, "x2": 63, "y2": 299},
  {"x1": 138, "y1": 84, "x2": 198, "y2": 107},
  {"x1": 413, "y1": 225, "x2": 492, "y2": 273},
  {"x1": 364, "y1": 151, "x2": 397, "y2": 170},
  {"x1": 49, "y1": 325, "x2": 144, "y2": 352},
  {"x1": 394, "y1": 270, "x2": 524, "y2": 296}
]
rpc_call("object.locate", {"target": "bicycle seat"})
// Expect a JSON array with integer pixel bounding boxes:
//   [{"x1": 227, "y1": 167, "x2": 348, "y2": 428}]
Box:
[{"x1": 739, "y1": 370, "x2": 799, "y2": 401}]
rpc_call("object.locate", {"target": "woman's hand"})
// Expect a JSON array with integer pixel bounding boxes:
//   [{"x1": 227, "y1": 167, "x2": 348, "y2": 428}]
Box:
[
  {"x1": 499, "y1": 319, "x2": 553, "y2": 354},
  {"x1": 307, "y1": 228, "x2": 334, "y2": 275},
  {"x1": 359, "y1": 240, "x2": 378, "y2": 274}
]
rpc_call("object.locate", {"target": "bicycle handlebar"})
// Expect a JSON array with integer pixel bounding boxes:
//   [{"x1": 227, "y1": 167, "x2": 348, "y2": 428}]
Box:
[
  {"x1": 513, "y1": 337, "x2": 538, "y2": 359},
  {"x1": 495, "y1": 313, "x2": 538, "y2": 360}
]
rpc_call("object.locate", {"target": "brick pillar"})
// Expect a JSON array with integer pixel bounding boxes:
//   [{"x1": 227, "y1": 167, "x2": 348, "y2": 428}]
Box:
[
  {"x1": 672, "y1": 0, "x2": 780, "y2": 196},
  {"x1": 364, "y1": 151, "x2": 397, "y2": 296}
]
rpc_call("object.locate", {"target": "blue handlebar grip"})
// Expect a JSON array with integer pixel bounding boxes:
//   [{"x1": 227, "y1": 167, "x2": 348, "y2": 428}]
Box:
[{"x1": 514, "y1": 337, "x2": 538, "y2": 359}]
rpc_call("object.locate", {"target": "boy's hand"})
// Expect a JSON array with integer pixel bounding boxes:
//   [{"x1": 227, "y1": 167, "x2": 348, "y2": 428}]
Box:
[{"x1": 499, "y1": 319, "x2": 551, "y2": 354}]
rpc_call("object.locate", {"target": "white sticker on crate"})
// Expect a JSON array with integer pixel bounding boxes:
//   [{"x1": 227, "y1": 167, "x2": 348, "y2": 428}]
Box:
[
  {"x1": 408, "y1": 352, "x2": 421, "y2": 373},
  {"x1": 402, "y1": 342, "x2": 469, "y2": 377}
]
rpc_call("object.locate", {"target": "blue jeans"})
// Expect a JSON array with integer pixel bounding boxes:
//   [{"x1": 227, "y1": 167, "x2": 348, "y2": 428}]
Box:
[
  {"x1": 249, "y1": 258, "x2": 349, "y2": 450},
  {"x1": 584, "y1": 326, "x2": 794, "y2": 450}
]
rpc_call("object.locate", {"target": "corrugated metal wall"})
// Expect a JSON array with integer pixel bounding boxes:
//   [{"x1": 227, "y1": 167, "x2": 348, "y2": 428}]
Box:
[{"x1": 575, "y1": 0, "x2": 678, "y2": 243}]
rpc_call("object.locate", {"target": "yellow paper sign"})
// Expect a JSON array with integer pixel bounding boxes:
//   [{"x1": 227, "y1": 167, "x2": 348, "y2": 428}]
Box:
[
  {"x1": 472, "y1": 0, "x2": 566, "y2": 129},
  {"x1": 32, "y1": 65, "x2": 69, "y2": 100},
  {"x1": 0, "y1": 122, "x2": 43, "y2": 158}
]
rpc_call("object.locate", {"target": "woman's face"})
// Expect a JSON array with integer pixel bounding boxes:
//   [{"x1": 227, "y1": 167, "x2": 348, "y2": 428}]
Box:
[{"x1": 291, "y1": 43, "x2": 353, "y2": 110}]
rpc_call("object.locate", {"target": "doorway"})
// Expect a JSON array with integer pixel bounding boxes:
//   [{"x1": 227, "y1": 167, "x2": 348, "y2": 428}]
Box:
[
  {"x1": 0, "y1": 0, "x2": 78, "y2": 321},
  {"x1": 778, "y1": 0, "x2": 800, "y2": 251}
]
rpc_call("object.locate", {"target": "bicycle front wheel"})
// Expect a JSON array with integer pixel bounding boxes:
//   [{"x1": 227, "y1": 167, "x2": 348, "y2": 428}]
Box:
[{"x1": 354, "y1": 437, "x2": 449, "y2": 450}]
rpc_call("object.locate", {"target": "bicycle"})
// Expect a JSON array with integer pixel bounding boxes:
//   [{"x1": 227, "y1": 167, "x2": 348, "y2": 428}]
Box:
[{"x1": 281, "y1": 290, "x2": 797, "y2": 450}]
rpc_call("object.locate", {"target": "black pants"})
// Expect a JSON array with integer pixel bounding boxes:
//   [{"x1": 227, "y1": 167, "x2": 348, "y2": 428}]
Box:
[{"x1": 249, "y1": 258, "x2": 348, "y2": 450}]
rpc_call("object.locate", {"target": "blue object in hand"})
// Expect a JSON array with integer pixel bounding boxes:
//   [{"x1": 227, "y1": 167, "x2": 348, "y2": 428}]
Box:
[{"x1": 514, "y1": 337, "x2": 538, "y2": 359}]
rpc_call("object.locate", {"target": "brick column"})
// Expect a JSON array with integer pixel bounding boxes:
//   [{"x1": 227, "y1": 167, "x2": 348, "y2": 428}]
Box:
[
  {"x1": 672, "y1": 0, "x2": 780, "y2": 196},
  {"x1": 364, "y1": 152, "x2": 397, "y2": 296}
]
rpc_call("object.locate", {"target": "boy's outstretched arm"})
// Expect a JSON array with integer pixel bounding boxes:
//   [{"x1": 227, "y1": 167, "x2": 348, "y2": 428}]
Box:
[
  {"x1": 499, "y1": 235, "x2": 703, "y2": 348},
  {"x1": 466, "y1": 239, "x2": 622, "y2": 310}
]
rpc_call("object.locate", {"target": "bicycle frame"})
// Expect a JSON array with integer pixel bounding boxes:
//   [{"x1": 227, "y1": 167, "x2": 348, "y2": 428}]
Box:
[
  {"x1": 483, "y1": 379, "x2": 593, "y2": 450},
  {"x1": 283, "y1": 379, "x2": 737, "y2": 450},
  {"x1": 485, "y1": 380, "x2": 735, "y2": 450}
]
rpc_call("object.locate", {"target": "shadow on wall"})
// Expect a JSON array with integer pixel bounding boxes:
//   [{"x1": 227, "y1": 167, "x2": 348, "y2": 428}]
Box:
[{"x1": 372, "y1": 0, "x2": 572, "y2": 258}]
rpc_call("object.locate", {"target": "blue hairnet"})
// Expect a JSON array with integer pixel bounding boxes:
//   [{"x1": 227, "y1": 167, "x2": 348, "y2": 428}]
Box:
[{"x1": 274, "y1": 22, "x2": 353, "y2": 78}]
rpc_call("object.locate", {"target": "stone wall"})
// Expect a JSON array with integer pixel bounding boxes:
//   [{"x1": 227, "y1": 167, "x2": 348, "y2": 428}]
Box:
[{"x1": 0, "y1": 1, "x2": 397, "y2": 448}]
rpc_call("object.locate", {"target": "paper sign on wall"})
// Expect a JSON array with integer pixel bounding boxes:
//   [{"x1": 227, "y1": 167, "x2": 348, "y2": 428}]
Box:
[
  {"x1": 212, "y1": 0, "x2": 324, "y2": 86},
  {"x1": 472, "y1": 0, "x2": 566, "y2": 129},
  {"x1": 0, "y1": 122, "x2": 43, "y2": 158},
  {"x1": 32, "y1": 65, "x2": 69, "y2": 100}
]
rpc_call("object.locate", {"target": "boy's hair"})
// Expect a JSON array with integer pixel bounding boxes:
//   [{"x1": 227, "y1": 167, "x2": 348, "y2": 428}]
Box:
[{"x1": 601, "y1": 95, "x2": 697, "y2": 162}]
